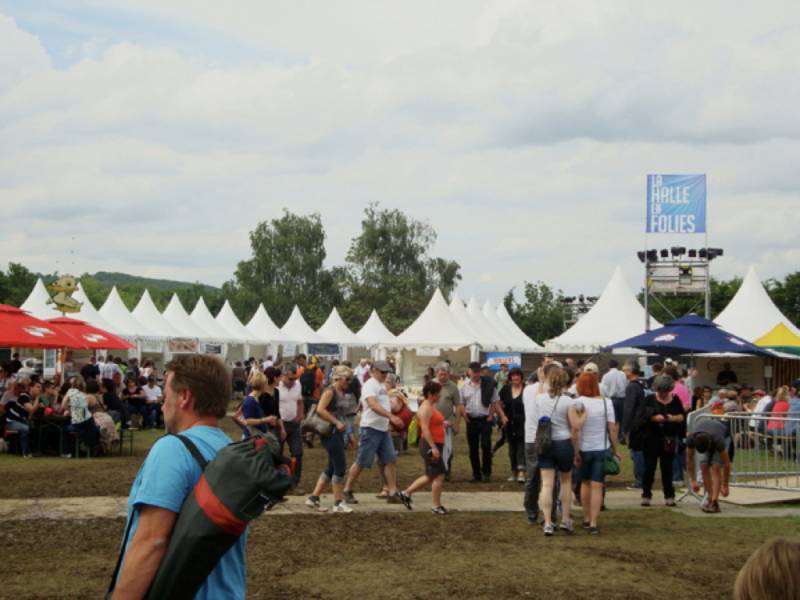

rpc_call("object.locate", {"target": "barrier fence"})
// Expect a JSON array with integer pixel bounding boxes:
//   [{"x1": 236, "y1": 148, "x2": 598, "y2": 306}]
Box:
[{"x1": 715, "y1": 412, "x2": 800, "y2": 491}]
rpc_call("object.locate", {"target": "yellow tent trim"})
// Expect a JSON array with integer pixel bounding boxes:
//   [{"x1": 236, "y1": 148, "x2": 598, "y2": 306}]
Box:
[{"x1": 754, "y1": 322, "x2": 800, "y2": 348}]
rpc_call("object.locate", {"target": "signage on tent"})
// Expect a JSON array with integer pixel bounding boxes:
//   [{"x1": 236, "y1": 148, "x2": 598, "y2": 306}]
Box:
[
  {"x1": 653, "y1": 333, "x2": 677, "y2": 343},
  {"x1": 485, "y1": 352, "x2": 522, "y2": 371},
  {"x1": 646, "y1": 174, "x2": 706, "y2": 234}
]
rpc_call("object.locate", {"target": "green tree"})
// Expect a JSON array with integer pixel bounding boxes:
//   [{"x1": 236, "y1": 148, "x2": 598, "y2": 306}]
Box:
[
  {"x1": 338, "y1": 204, "x2": 462, "y2": 333},
  {"x1": 224, "y1": 210, "x2": 341, "y2": 328},
  {"x1": 766, "y1": 272, "x2": 800, "y2": 326},
  {"x1": 503, "y1": 281, "x2": 565, "y2": 343},
  {"x1": 0, "y1": 263, "x2": 39, "y2": 307}
]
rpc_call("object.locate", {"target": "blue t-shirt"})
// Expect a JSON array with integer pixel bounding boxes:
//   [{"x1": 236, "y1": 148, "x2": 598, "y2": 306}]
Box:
[
  {"x1": 241, "y1": 395, "x2": 266, "y2": 436},
  {"x1": 119, "y1": 426, "x2": 247, "y2": 599}
]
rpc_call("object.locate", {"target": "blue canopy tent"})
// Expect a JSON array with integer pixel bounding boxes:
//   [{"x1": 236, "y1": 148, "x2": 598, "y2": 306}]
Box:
[{"x1": 604, "y1": 314, "x2": 773, "y2": 357}]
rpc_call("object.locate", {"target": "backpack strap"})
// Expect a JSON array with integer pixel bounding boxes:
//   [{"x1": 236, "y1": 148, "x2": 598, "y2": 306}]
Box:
[{"x1": 171, "y1": 433, "x2": 208, "y2": 470}]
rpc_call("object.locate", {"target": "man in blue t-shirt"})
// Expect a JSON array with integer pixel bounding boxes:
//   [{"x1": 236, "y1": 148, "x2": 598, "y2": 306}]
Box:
[{"x1": 111, "y1": 355, "x2": 246, "y2": 599}]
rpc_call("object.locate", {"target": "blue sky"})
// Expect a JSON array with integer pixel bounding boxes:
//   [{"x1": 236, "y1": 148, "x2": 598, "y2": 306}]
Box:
[{"x1": 1, "y1": 1, "x2": 799, "y2": 305}]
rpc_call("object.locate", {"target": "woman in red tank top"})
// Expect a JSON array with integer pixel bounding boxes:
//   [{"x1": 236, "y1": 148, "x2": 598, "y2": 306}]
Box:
[{"x1": 398, "y1": 381, "x2": 449, "y2": 514}]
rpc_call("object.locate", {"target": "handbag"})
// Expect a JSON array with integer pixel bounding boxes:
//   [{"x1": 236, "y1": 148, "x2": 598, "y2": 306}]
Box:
[
  {"x1": 534, "y1": 395, "x2": 561, "y2": 456},
  {"x1": 603, "y1": 398, "x2": 621, "y2": 476},
  {"x1": 301, "y1": 404, "x2": 333, "y2": 437}
]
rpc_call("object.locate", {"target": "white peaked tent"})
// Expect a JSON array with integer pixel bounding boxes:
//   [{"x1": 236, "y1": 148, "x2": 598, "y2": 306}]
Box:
[
  {"x1": 356, "y1": 309, "x2": 397, "y2": 346},
  {"x1": 496, "y1": 303, "x2": 543, "y2": 351},
  {"x1": 395, "y1": 289, "x2": 474, "y2": 350},
  {"x1": 163, "y1": 294, "x2": 213, "y2": 339},
  {"x1": 482, "y1": 300, "x2": 529, "y2": 351},
  {"x1": 99, "y1": 286, "x2": 160, "y2": 338},
  {"x1": 216, "y1": 301, "x2": 259, "y2": 343},
  {"x1": 191, "y1": 298, "x2": 237, "y2": 341},
  {"x1": 20, "y1": 278, "x2": 119, "y2": 334},
  {"x1": 449, "y1": 293, "x2": 496, "y2": 350},
  {"x1": 465, "y1": 297, "x2": 508, "y2": 350},
  {"x1": 715, "y1": 266, "x2": 800, "y2": 341},
  {"x1": 132, "y1": 290, "x2": 184, "y2": 338},
  {"x1": 317, "y1": 308, "x2": 364, "y2": 345},
  {"x1": 282, "y1": 306, "x2": 327, "y2": 344},
  {"x1": 546, "y1": 266, "x2": 660, "y2": 353},
  {"x1": 246, "y1": 304, "x2": 298, "y2": 346}
]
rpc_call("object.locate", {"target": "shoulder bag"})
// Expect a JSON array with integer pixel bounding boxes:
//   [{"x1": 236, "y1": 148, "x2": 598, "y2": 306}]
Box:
[{"x1": 534, "y1": 395, "x2": 561, "y2": 456}]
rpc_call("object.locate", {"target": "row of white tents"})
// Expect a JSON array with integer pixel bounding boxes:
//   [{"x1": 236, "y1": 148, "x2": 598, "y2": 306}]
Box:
[{"x1": 19, "y1": 264, "x2": 798, "y2": 370}]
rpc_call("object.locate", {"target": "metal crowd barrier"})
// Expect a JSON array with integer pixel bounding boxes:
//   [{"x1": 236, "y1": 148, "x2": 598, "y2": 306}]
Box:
[{"x1": 710, "y1": 411, "x2": 800, "y2": 491}]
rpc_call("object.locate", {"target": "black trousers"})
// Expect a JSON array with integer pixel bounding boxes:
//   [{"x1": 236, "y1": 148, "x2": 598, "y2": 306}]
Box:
[
  {"x1": 611, "y1": 396, "x2": 625, "y2": 441},
  {"x1": 642, "y1": 444, "x2": 675, "y2": 500},
  {"x1": 467, "y1": 417, "x2": 493, "y2": 479}
]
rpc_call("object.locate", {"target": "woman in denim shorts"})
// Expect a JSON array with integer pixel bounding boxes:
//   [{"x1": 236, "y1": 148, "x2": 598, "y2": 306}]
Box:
[
  {"x1": 534, "y1": 366, "x2": 582, "y2": 536},
  {"x1": 572, "y1": 372, "x2": 620, "y2": 534}
]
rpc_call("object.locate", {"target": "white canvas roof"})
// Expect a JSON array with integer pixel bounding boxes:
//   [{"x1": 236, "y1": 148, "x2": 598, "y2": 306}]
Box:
[
  {"x1": 395, "y1": 289, "x2": 473, "y2": 350},
  {"x1": 132, "y1": 290, "x2": 185, "y2": 338},
  {"x1": 190, "y1": 297, "x2": 237, "y2": 341},
  {"x1": 449, "y1": 293, "x2": 497, "y2": 350},
  {"x1": 216, "y1": 300, "x2": 259, "y2": 343},
  {"x1": 546, "y1": 266, "x2": 660, "y2": 353},
  {"x1": 99, "y1": 286, "x2": 161, "y2": 338},
  {"x1": 464, "y1": 297, "x2": 509, "y2": 350},
  {"x1": 246, "y1": 304, "x2": 298, "y2": 345},
  {"x1": 317, "y1": 307, "x2": 364, "y2": 345},
  {"x1": 20, "y1": 278, "x2": 121, "y2": 334},
  {"x1": 482, "y1": 300, "x2": 531, "y2": 352},
  {"x1": 356, "y1": 309, "x2": 397, "y2": 346},
  {"x1": 496, "y1": 302, "x2": 543, "y2": 351},
  {"x1": 282, "y1": 306, "x2": 327, "y2": 344},
  {"x1": 163, "y1": 294, "x2": 213, "y2": 339},
  {"x1": 715, "y1": 266, "x2": 800, "y2": 341}
]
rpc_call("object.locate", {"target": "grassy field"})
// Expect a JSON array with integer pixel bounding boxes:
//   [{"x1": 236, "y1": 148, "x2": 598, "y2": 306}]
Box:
[{"x1": 2, "y1": 419, "x2": 794, "y2": 599}]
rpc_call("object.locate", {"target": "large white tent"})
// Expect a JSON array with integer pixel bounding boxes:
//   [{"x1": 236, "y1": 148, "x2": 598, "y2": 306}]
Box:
[
  {"x1": 395, "y1": 289, "x2": 473, "y2": 350},
  {"x1": 496, "y1": 302, "x2": 543, "y2": 351},
  {"x1": 546, "y1": 266, "x2": 660, "y2": 353},
  {"x1": 132, "y1": 290, "x2": 185, "y2": 338},
  {"x1": 216, "y1": 300, "x2": 259, "y2": 344},
  {"x1": 246, "y1": 304, "x2": 298, "y2": 347},
  {"x1": 20, "y1": 278, "x2": 119, "y2": 335},
  {"x1": 464, "y1": 297, "x2": 508, "y2": 350},
  {"x1": 482, "y1": 300, "x2": 534, "y2": 352},
  {"x1": 282, "y1": 306, "x2": 327, "y2": 344},
  {"x1": 449, "y1": 293, "x2": 497, "y2": 350},
  {"x1": 163, "y1": 294, "x2": 213, "y2": 339},
  {"x1": 190, "y1": 298, "x2": 237, "y2": 341},
  {"x1": 356, "y1": 309, "x2": 397, "y2": 347},
  {"x1": 99, "y1": 286, "x2": 160, "y2": 339},
  {"x1": 715, "y1": 266, "x2": 800, "y2": 342},
  {"x1": 317, "y1": 308, "x2": 364, "y2": 346}
]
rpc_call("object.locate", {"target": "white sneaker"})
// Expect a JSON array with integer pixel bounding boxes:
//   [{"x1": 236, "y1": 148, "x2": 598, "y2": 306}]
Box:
[
  {"x1": 507, "y1": 475, "x2": 516, "y2": 482},
  {"x1": 333, "y1": 501, "x2": 353, "y2": 513}
]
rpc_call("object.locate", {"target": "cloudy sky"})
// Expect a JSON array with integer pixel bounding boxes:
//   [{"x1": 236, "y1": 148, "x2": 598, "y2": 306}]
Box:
[{"x1": 1, "y1": 1, "x2": 798, "y2": 304}]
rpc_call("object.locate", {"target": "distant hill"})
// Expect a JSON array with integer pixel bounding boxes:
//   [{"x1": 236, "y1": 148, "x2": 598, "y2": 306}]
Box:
[{"x1": 90, "y1": 271, "x2": 220, "y2": 294}]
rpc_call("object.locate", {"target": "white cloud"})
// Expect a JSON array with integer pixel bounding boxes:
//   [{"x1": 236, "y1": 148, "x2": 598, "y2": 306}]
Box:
[{"x1": 1, "y1": 2, "x2": 799, "y2": 305}]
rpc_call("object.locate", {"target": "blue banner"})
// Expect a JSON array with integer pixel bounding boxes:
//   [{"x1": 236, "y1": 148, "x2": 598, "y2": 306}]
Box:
[
  {"x1": 485, "y1": 352, "x2": 521, "y2": 371},
  {"x1": 646, "y1": 174, "x2": 706, "y2": 234},
  {"x1": 307, "y1": 343, "x2": 340, "y2": 357}
]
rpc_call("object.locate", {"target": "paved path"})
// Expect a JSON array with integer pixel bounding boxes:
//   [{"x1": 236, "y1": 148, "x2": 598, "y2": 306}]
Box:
[{"x1": 1, "y1": 491, "x2": 798, "y2": 521}]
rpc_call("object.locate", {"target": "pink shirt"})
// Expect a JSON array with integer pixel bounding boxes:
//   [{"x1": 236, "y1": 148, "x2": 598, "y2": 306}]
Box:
[{"x1": 674, "y1": 381, "x2": 691, "y2": 410}]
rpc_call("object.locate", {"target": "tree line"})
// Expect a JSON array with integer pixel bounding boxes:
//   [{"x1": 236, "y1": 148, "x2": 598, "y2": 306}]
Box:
[{"x1": 2, "y1": 205, "x2": 799, "y2": 342}]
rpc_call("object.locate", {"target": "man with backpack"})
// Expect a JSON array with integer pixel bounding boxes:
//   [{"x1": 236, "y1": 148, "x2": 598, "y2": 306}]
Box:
[{"x1": 110, "y1": 355, "x2": 246, "y2": 599}]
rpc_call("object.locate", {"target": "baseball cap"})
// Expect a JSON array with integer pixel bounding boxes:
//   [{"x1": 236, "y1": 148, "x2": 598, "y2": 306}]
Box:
[
  {"x1": 583, "y1": 362, "x2": 599, "y2": 374},
  {"x1": 753, "y1": 389, "x2": 766, "y2": 397},
  {"x1": 373, "y1": 360, "x2": 393, "y2": 373}
]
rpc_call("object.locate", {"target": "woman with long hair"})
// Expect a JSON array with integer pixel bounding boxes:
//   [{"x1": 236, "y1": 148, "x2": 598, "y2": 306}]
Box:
[
  {"x1": 572, "y1": 372, "x2": 619, "y2": 534},
  {"x1": 306, "y1": 365, "x2": 355, "y2": 513},
  {"x1": 398, "y1": 380, "x2": 448, "y2": 514},
  {"x1": 499, "y1": 367, "x2": 527, "y2": 482},
  {"x1": 534, "y1": 366, "x2": 582, "y2": 535}
]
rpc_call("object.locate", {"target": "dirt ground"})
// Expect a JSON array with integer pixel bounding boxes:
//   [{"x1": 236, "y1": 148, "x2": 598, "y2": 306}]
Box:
[
  {"x1": 3, "y1": 510, "x2": 795, "y2": 599},
  {"x1": 1, "y1": 419, "x2": 633, "y2": 499}
]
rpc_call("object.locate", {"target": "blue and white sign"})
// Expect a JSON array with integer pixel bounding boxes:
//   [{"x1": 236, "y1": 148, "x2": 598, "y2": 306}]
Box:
[
  {"x1": 646, "y1": 174, "x2": 706, "y2": 234},
  {"x1": 485, "y1": 352, "x2": 522, "y2": 371}
]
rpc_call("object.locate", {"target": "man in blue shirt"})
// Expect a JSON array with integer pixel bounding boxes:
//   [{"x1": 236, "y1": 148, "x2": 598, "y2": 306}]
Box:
[{"x1": 111, "y1": 355, "x2": 246, "y2": 599}]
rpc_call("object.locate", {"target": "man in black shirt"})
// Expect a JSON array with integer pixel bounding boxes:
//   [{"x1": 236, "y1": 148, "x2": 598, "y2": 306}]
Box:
[
  {"x1": 716, "y1": 362, "x2": 738, "y2": 386},
  {"x1": 80, "y1": 357, "x2": 100, "y2": 384},
  {"x1": 622, "y1": 360, "x2": 646, "y2": 490},
  {"x1": 8, "y1": 353, "x2": 22, "y2": 375}
]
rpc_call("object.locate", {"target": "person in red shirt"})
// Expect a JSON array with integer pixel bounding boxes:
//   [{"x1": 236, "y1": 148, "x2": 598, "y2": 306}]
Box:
[{"x1": 767, "y1": 386, "x2": 791, "y2": 435}]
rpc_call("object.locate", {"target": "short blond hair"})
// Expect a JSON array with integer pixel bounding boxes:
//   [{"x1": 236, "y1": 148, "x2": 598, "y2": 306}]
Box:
[
  {"x1": 734, "y1": 537, "x2": 800, "y2": 600},
  {"x1": 249, "y1": 370, "x2": 267, "y2": 391}
]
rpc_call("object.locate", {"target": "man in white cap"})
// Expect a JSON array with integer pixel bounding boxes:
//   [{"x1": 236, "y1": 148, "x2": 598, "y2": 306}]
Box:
[{"x1": 342, "y1": 360, "x2": 405, "y2": 504}]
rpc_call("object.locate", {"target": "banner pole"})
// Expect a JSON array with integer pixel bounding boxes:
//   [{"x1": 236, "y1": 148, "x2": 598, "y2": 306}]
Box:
[{"x1": 704, "y1": 173, "x2": 711, "y2": 319}]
